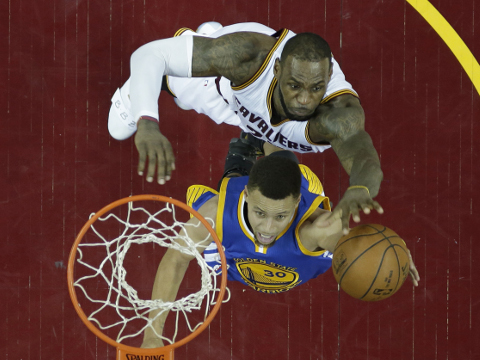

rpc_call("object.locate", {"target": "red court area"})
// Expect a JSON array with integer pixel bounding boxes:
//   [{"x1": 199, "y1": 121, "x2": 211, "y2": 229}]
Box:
[{"x1": 1, "y1": 0, "x2": 479, "y2": 359}]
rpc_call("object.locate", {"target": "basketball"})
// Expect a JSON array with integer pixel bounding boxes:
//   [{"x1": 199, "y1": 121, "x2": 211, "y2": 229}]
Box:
[{"x1": 332, "y1": 224, "x2": 410, "y2": 301}]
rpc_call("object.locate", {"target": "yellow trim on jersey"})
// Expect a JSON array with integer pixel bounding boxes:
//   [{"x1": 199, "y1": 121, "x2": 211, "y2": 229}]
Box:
[
  {"x1": 173, "y1": 27, "x2": 195, "y2": 37},
  {"x1": 186, "y1": 185, "x2": 218, "y2": 219},
  {"x1": 272, "y1": 117, "x2": 292, "y2": 127},
  {"x1": 236, "y1": 191, "x2": 261, "y2": 252},
  {"x1": 299, "y1": 165, "x2": 329, "y2": 204},
  {"x1": 320, "y1": 89, "x2": 358, "y2": 104},
  {"x1": 186, "y1": 185, "x2": 218, "y2": 208},
  {"x1": 216, "y1": 178, "x2": 230, "y2": 243},
  {"x1": 266, "y1": 78, "x2": 277, "y2": 119},
  {"x1": 231, "y1": 29, "x2": 290, "y2": 91},
  {"x1": 304, "y1": 122, "x2": 313, "y2": 144},
  {"x1": 295, "y1": 196, "x2": 330, "y2": 256}
]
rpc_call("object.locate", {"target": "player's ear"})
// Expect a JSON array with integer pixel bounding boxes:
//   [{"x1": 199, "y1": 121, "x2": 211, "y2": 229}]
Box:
[{"x1": 244, "y1": 186, "x2": 249, "y2": 201}]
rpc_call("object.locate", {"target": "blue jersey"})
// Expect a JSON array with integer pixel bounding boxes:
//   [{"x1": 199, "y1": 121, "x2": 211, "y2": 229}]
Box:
[{"x1": 187, "y1": 165, "x2": 333, "y2": 294}]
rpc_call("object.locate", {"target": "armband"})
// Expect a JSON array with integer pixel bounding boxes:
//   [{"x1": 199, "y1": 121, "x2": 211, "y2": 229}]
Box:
[{"x1": 347, "y1": 185, "x2": 370, "y2": 196}]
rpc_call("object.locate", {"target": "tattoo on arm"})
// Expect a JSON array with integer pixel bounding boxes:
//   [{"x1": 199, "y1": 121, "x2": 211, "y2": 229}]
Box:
[
  {"x1": 308, "y1": 95, "x2": 382, "y2": 194},
  {"x1": 192, "y1": 33, "x2": 272, "y2": 85},
  {"x1": 309, "y1": 95, "x2": 365, "y2": 143}
]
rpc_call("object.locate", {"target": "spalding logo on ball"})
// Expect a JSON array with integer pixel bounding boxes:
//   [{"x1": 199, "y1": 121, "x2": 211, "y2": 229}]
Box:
[{"x1": 333, "y1": 224, "x2": 410, "y2": 301}]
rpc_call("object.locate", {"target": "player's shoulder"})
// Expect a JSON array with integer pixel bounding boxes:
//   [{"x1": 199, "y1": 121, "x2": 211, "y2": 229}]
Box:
[
  {"x1": 299, "y1": 164, "x2": 324, "y2": 195},
  {"x1": 197, "y1": 193, "x2": 220, "y2": 220},
  {"x1": 215, "y1": 31, "x2": 276, "y2": 56},
  {"x1": 211, "y1": 22, "x2": 279, "y2": 56},
  {"x1": 213, "y1": 22, "x2": 279, "y2": 38}
]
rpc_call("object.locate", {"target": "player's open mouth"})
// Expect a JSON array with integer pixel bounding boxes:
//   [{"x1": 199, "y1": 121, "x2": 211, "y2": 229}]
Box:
[{"x1": 256, "y1": 232, "x2": 276, "y2": 245}]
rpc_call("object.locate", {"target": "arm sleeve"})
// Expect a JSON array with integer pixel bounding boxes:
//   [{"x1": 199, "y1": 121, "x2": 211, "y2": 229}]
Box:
[{"x1": 129, "y1": 35, "x2": 193, "y2": 122}]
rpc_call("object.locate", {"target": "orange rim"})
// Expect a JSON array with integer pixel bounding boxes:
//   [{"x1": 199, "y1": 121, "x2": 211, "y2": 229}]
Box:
[{"x1": 67, "y1": 194, "x2": 227, "y2": 357}]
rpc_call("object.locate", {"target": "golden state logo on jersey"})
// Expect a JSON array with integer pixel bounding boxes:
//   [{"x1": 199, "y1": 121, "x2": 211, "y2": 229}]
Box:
[{"x1": 234, "y1": 258, "x2": 301, "y2": 293}]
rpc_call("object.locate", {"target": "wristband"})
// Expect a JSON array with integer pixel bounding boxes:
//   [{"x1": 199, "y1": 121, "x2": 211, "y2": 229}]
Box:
[
  {"x1": 138, "y1": 116, "x2": 159, "y2": 124},
  {"x1": 347, "y1": 185, "x2": 370, "y2": 196}
]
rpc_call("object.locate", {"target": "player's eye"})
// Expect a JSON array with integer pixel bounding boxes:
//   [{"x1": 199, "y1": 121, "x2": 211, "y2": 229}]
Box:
[
  {"x1": 255, "y1": 211, "x2": 265, "y2": 217},
  {"x1": 276, "y1": 215, "x2": 286, "y2": 220}
]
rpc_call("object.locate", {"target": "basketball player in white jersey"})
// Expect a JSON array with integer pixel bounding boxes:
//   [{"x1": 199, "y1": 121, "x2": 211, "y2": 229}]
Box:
[{"x1": 108, "y1": 22, "x2": 383, "y2": 233}]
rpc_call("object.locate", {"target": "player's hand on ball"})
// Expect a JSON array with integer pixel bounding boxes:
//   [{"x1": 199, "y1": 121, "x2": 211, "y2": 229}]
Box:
[
  {"x1": 407, "y1": 249, "x2": 420, "y2": 286},
  {"x1": 135, "y1": 118, "x2": 175, "y2": 185},
  {"x1": 323, "y1": 186, "x2": 384, "y2": 235}
]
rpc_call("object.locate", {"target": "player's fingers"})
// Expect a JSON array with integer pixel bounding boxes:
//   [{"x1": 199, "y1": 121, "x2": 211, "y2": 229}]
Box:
[
  {"x1": 349, "y1": 204, "x2": 362, "y2": 223},
  {"x1": 316, "y1": 208, "x2": 342, "y2": 227},
  {"x1": 146, "y1": 151, "x2": 158, "y2": 183},
  {"x1": 137, "y1": 146, "x2": 147, "y2": 176},
  {"x1": 340, "y1": 211, "x2": 351, "y2": 235},
  {"x1": 155, "y1": 150, "x2": 167, "y2": 185},
  {"x1": 407, "y1": 250, "x2": 420, "y2": 285},
  {"x1": 409, "y1": 266, "x2": 419, "y2": 286},
  {"x1": 314, "y1": 211, "x2": 338, "y2": 228},
  {"x1": 409, "y1": 270, "x2": 419, "y2": 287},
  {"x1": 362, "y1": 206, "x2": 371, "y2": 215},
  {"x1": 163, "y1": 142, "x2": 176, "y2": 182},
  {"x1": 162, "y1": 164, "x2": 172, "y2": 183},
  {"x1": 372, "y1": 200, "x2": 384, "y2": 214},
  {"x1": 357, "y1": 198, "x2": 377, "y2": 215},
  {"x1": 328, "y1": 207, "x2": 343, "y2": 222}
]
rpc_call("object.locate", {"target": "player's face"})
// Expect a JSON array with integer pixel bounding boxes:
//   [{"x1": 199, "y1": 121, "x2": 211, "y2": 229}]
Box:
[
  {"x1": 274, "y1": 56, "x2": 332, "y2": 121},
  {"x1": 244, "y1": 187, "x2": 300, "y2": 248}
]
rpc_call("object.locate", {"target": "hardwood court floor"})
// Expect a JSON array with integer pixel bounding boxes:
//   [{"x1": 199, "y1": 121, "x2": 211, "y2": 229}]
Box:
[{"x1": 1, "y1": 0, "x2": 478, "y2": 359}]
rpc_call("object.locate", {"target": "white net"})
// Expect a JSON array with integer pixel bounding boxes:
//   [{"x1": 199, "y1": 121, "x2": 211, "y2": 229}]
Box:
[{"x1": 72, "y1": 198, "x2": 229, "y2": 345}]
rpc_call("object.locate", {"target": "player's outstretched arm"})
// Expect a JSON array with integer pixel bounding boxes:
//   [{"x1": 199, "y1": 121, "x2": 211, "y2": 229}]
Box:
[
  {"x1": 131, "y1": 32, "x2": 274, "y2": 185},
  {"x1": 330, "y1": 128, "x2": 384, "y2": 234},
  {"x1": 130, "y1": 35, "x2": 192, "y2": 185},
  {"x1": 308, "y1": 94, "x2": 384, "y2": 233},
  {"x1": 141, "y1": 245, "x2": 193, "y2": 348},
  {"x1": 141, "y1": 196, "x2": 218, "y2": 348}
]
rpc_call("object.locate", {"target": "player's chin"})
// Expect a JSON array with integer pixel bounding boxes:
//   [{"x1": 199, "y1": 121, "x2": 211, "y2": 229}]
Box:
[
  {"x1": 287, "y1": 109, "x2": 315, "y2": 121},
  {"x1": 254, "y1": 239, "x2": 276, "y2": 248}
]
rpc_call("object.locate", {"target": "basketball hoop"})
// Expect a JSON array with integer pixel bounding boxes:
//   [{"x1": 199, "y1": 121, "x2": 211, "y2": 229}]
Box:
[{"x1": 67, "y1": 194, "x2": 228, "y2": 360}]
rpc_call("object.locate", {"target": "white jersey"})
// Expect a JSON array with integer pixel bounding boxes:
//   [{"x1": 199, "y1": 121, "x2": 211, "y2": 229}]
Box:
[{"x1": 167, "y1": 22, "x2": 359, "y2": 154}]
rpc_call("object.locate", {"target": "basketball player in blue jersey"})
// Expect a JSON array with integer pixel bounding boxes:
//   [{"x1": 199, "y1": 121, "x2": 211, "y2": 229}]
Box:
[
  {"x1": 109, "y1": 22, "x2": 384, "y2": 234},
  {"x1": 141, "y1": 153, "x2": 420, "y2": 348}
]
